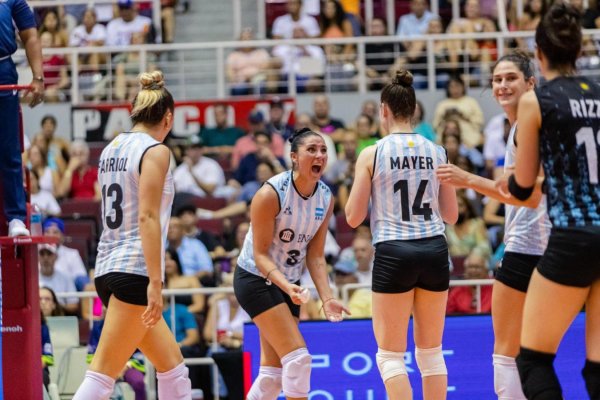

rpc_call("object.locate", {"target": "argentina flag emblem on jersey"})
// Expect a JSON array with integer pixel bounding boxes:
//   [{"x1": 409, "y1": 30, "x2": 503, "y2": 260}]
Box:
[{"x1": 315, "y1": 207, "x2": 324, "y2": 220}]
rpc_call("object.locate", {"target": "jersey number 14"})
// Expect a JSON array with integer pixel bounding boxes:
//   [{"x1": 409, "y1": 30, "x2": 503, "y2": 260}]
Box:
[{"x1": 394, "y1": 179, "x2": 433, "y2": 221}]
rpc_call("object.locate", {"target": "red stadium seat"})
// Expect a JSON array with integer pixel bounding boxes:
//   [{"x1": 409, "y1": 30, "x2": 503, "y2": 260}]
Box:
[
  {"x1": 59, "y1": 199, "x2": 102, "y2": 235},
  {"x1": 192, "y1": 197, "x2": 227, "y2": 211},
  {"x1": 197, "y1": 219, "x2": 225, "y2": 236},
  {"x1": 63, "y1": 236, "x2": 91, "y2": 268},
  {"x1": 88, "y1": 142, "x2": 107, "y2": 167},
  {"x1": 336, "y1": 212, "x2": 354, "y2": 234},
  {"x1": 336, "y1": 232, "x2": 355, "y2": 250}
]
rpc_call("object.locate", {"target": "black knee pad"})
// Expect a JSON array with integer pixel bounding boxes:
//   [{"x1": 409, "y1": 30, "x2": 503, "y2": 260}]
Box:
[
  {"x1": 583, "y1": 359, "x2": 600, "y2": 400},
  {"x1": 516, "y1": 347, "x2": 562, "y2": 400}
]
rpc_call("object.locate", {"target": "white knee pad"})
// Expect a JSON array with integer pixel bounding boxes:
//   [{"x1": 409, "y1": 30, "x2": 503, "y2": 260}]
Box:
[
  {"x1": 493, "y1": 354, "x2": 526, "y2": 400},
  {"x1": 73, "y1": 370, "x2": 115, "y2": 400},
  {"x1": 246, "y1": 366, "x2": 282, "y2": 400},
  {"x1": 416, "y1": 346, "x2": 447, "y2": 377},
  {"x1": 156, "y1": 362, "x2": 192, "y2": 400},
  {"x1": 376, "y1": 348, "x2": 407, "y2": 383},
  {"x1": 281, "y1": 347, "x2": 312, "y2": 398}
]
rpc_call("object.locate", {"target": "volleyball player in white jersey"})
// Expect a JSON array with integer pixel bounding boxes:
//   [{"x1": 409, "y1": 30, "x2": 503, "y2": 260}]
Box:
[
  {"x1": 234, "y1": 128, "x2": 349, "y2": 400},
  {"x1": 73, "y1": 71, "x2": 192, "y2": 400},
  {"x1": 345, "y1": 70, "x2": 458, "y2": 400},
  {"x1": 437, "y1": 51, "x2": 551, "y2": 399}
]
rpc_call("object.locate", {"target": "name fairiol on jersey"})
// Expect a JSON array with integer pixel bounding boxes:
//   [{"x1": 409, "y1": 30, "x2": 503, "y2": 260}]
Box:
[
  {"x1": 99, "y1": 157, "x2": 129, "y2": 173},
  {"x1": 390, "y1": 156, "x2": 434, "y2": 170}
]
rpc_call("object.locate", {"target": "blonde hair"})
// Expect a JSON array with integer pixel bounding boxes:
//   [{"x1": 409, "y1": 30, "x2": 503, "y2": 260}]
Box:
[{"x1": 130, "y1": 71, "x2": 174, "y2": 126}]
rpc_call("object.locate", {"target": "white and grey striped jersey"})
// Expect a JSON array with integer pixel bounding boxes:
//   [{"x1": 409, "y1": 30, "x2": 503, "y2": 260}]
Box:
[
  {"x1": 95, "y1": 132, "x2": 174, "y2": 279},
  {"x1": 237, "y1": 170, "x2": 332, "y2": 283},
  {"x1": 503, "y1": 123, "x2": 551, "y2": 255},
  {"x1": 371, "y1": 133, "x2": 447, "y2": 244}
]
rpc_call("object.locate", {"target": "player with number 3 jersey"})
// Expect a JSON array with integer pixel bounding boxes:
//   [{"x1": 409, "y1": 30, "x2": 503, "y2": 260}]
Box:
[{"x1": 346, "y1": 70, "x2": 458, "y2": 400}]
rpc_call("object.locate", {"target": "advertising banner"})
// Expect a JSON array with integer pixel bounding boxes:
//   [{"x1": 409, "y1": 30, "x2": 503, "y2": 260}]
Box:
[
  {"x1": 71, "y1": 97, "x2": 296, "y2": 142},
  {"x1": 244, "y1": 314, "x2": 587, "y2": 399}
]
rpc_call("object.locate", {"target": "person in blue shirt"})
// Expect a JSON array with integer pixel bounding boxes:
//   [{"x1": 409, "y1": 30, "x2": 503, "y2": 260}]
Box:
[{"x1": 1, "y1": 0, "x2": 44, "y2": 236}]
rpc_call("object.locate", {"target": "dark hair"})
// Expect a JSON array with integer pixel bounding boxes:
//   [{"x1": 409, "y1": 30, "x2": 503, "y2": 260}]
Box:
[
  {"x1": 254, "y1": 130, "x2": 272, "y2": 143},
  {"x1": 166, "y1": 247, "x2": 184, "y2": 276},
  {"x1": 524, "y1": 0, "x2": 547, "y2": 19},
  {"x1": 257, "y1": 160, "x2": 276, "y2": 175},
  {"x1": 41, "y1": 115, "x2": 57, "y2": 127},
  {"x1": 175, "y1": 203, "x2": 197, "y2": 217},
  {"x1": 288, "y1": 127, "x2": 322, "y2": 153},
  {"x1": 130, "y1": 71, "x2": 175, "y2": 126},
  {"x1": 320, "y1": 0, "x2": 346, "y2": 32},
  {"x1": 445, "y1": 75, "x2": 465, "y2": 98},
  {"x1": 40, "y1": 286, "x2": 65, "y2": 317},
  {"x1": 380, "y1": 70, "x2": 416, "y2": 120},
  {"x1": 535, "y1": 3, "x2": 581, "y2": 72},
  {"x1": 491, "y1": 49, "x2": 535, "y2": 81}
]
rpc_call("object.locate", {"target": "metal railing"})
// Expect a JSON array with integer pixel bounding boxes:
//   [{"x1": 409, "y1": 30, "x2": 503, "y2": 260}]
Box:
[{"x1": 19, "y1": 29, "x2": 600, "y2": 104}]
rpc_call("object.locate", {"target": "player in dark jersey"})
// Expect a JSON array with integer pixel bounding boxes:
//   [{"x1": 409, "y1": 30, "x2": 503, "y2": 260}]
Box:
[{"x1": 497, "y1": 3, "x2": 600, "y2": 399}]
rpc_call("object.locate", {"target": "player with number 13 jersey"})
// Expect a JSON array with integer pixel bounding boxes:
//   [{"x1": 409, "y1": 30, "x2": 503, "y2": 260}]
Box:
[{"x1": 95, "y1": 132, "x2": 174, "y2": 278}]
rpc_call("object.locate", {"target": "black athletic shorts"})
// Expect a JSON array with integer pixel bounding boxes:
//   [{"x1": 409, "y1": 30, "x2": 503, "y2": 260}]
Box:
[
  {"x1": 537, "y1": 226, "x2": 600, "y2": 287},
  {"x1": 496, "y1": 252, "x2": 542, "y2": 293},
  {"x1": 372, "y1": 235, "x2": 449, "y2": 293},
  {"x1": 95, "y1": 272, "x2": 150, "y2": 307},
  {"x1": 234, "y1": 266, "x2": 301, "y2": 319}
]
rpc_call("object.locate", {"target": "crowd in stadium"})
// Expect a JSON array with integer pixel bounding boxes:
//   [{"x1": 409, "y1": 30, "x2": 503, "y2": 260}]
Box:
[{"x1": 19, "y1": 0, "x2": 600, "y2": 398}]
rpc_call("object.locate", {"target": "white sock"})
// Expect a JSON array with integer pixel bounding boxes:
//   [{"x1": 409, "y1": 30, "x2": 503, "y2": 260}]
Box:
[
  {"x1": 157, "y1": 362, "x2": 192, "y2": 400},
  {"x1": 246, "y1": 366, "x2": 283, "y2": 400},
  {"x1": 493, "y1": 354, "x2": 526, "y2": 400},
  {"x1": 72, "y1": 370, "x2": 115, "y2": 400}
]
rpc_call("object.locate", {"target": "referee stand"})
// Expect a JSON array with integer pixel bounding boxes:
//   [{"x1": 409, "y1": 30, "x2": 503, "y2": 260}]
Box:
[{"x1": 0, "y1": 84, "x2": 57, "y2": 400}]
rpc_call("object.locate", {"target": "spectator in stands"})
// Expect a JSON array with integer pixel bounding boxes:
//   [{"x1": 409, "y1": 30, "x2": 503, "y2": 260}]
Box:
[
  {"x1": 231, "y1": 110, "x2": 285, "y2": 169},
  {"x1": 161, "y1": 0, "x2": 176, "y2": 43},
  {"x1": 396, "y1": 0, "x2": 437, "y2": 37},
  {"x1": 162, "y1": 295, "x2": 203, "y2": 392},
  {"x1": 233, "y1": 131, "x2": 286, "y2": 186},
  {"x1": 439, "y1": 118, "x2": 485, "y2": 170},
  {"x1": 80, "y1": 268, "x2": 103, "y2": 322},
  {"x1": 203, "y1": 272, "x2": 251, "y2": 398},
  {"x1": 105, "y1": 0, "x2": 153, "y2": 47},
  {"x1": 40, "y1": 286, "x2": 65, "y2": 317},
  {"x1": 38, "y1": 9, "x2": 68, "y2": 47},
  {"x1": 38, "y1": 244, "x2": 79, "y2": 314},
  {"x1": 28, "y1": 144, "x2": 60, "y2": 198},
  {"x1": 165, "y1": 248, "x2": 206, "y2": 314},
  {"x1": 483, "y1": 113, "x2": 509, "y2": 173},
  {"x1": 311, "y1": 94, "x2": 345, "y2": 140},
  {"x1": 113, "y1": 31, "x2": 158, "y2": 101},
  {"x1": 40, "y1": 31, "x2": 70, "y2": 103},
  {"x1": 87, "y1": 318, "x2": 147, "y2": 400},
  {"x1": 265, "y1": 97, "x2": 294, "y2": 141},
  {"x1": 516, "y1": 0, "x2": 547, "y2": 52},
  {"x1": 30, "y1": 170, "x2": 61, "y2": 216},
  {"x1": 271, "y1": 26, "x2": 326, "y2": 93},
  {"x1": 365, "y1": 18, "x2": 396, "y2": 90},
  {"x1": 172, "y1": 136, "x2": 229, "y2": 198},
  {"x1": 412, "y1": 100, "x2": 436, "y2": 142},
  {"x1": 200, "y1": 104, "x2": 245, "y2": 156},
  {"x1": 446, "y1": 0, "x2": 497, "y2": 81},
  {"x1": 355, "y1": 114, "x2": 379, "y2": 153},
  {"x1": 176, "y1": 204, "x2": 227, "y2": 260},
  {"x1": 236, "y1": 161, "x2": 277, "y2": 203},
  {"x1": 433, "y1": 75, "x2": 485, "y2": 148},
  {"x1": 445, "y1": 192, "x2": 491, "y2": 273},
  {"x1": 42, "y1": 217, "x2": 89, "y2": 291},
  {"x1": 335, "y1": 235, "x2": 374, "y2": 284},
  {"x1": 271, "y1": 0, "x2": 320, "y2": 39},
  {"x1": 41, "y1": 312, "x2": 54, "y2": 391},
  {"x1": 226, "y1": 28, "x2": 271, "y2": 96},
  {"x1": 570, "y1": 0, "x2": 600, "y2": 28},
  {"x1": 324, "y1": 129, "x2": 357, "y2": 190},
  {"x1": 446, "y1": 254, "x2": 492, "y2": 314},
  {"x1": 69, "y1": 8, "x2": 107, "y2": 71},
  {"x1": 319, "y1": 0, "x2": 355, "y2": 57},
  {"x1": 32, "y1": 115, "x2": 69, "y2": 176},
  {"x1": 360, "y1": 99, "x2": 379, "y2": 125},
  {"x1": 167, "y1": 216, "x2": 214, "y2": 284},
  {"x1": 57, "y1": 140, "x2": 100, "y2": 200}
]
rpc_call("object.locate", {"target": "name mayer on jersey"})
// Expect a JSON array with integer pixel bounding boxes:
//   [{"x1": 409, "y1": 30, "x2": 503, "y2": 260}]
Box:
[
  {"x1": 390, "y1": 156, "x2": 434, "y2": 170},
  {"x1": 99, "y1": 157, "x2": 129, "y2": 173}
]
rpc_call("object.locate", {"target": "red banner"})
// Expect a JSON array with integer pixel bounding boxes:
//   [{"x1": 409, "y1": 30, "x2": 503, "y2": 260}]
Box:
[{"x1": 72, "y1": 97, "x2": 296, "y2": 142}]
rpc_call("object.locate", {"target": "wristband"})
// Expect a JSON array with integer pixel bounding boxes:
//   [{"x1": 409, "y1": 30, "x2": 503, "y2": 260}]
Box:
[{"x1": 508, "y1": 174, "x2": 534, "y2": 201}]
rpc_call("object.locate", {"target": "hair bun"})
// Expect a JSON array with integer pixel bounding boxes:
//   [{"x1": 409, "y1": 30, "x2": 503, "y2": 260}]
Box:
[
  {"x1": 392, "y1": 70, "x2": 414, "y2": 87},
  {"x1": 550, "y1": 3, "x2": 580, "y2": 30},
  {"x1": 139, "y1": 71, "x2": 165, "y2": 91},
  {"x1": 289, "y1": 127, "x2": 312, "y2": 143}
]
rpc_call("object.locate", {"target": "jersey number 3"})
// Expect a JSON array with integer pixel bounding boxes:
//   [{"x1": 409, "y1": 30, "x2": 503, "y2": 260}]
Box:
[
  {"x1": 394, "y1": 179, "x2": 432, "y2": 221},
  {"x1": 101, "y1": 183, "x2": 124, "y2": 229}
]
